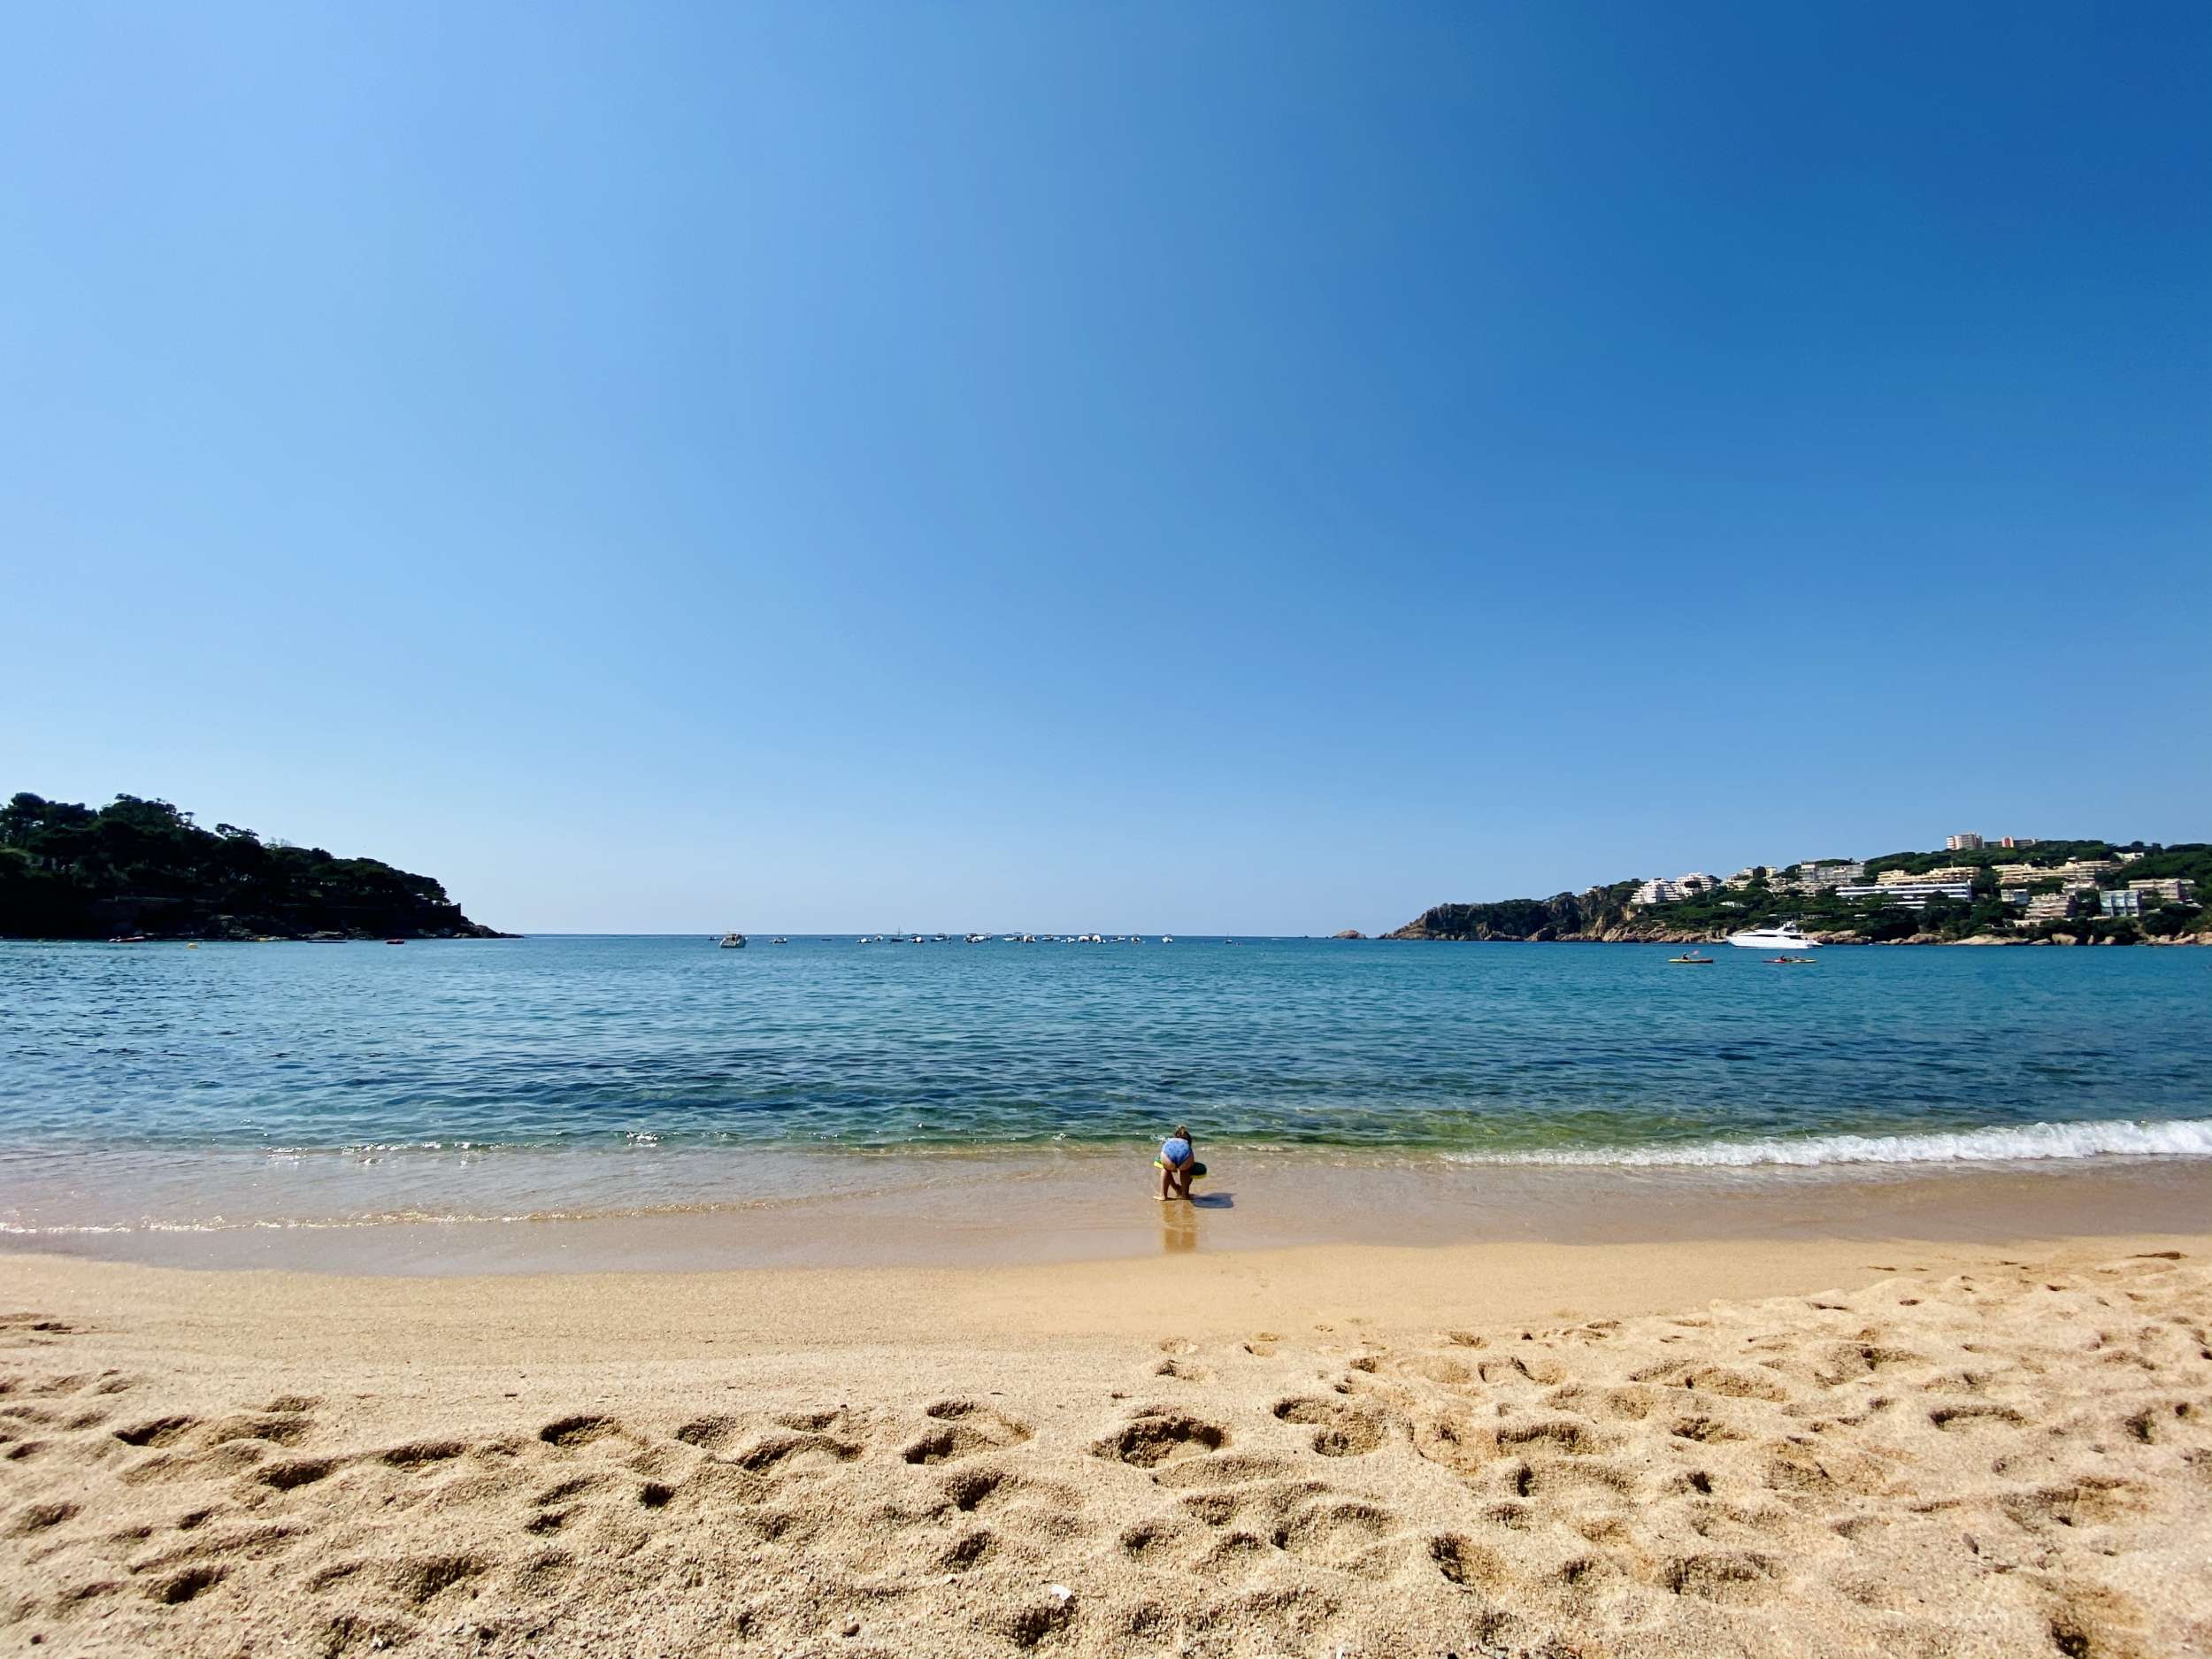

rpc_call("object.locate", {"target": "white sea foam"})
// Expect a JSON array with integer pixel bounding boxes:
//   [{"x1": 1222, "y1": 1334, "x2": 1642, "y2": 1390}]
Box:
[{"x1": 1443, "y1": 1118, "x2": 2212, "y2": 1169}]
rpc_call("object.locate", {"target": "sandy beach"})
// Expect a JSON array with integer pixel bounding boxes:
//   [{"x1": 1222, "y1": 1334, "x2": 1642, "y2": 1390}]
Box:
[{"x1": 4, "y1": 1228, "x2": 2210, "y2": 1658}]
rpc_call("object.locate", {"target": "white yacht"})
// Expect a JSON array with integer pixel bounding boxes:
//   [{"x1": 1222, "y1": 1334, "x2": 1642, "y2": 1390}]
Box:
[
  {"x1": 718, "y1": 932, "x2": 748, "y2": 949},
  {"x1": 1724, "y1": 921, "x2": 1814, "y2": 950}
]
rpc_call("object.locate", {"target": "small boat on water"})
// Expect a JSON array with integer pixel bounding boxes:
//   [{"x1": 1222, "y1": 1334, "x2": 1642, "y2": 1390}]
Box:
[
  {"x1": 1763, "y1": 955, "x2": 1816, "y2": 965},
  {"x1": 1668, "y1": 953, "x2": 1715, "y2": 964},
  {"x1": 385, "y1": 938, "x2": 405, "y2": 945},
  {"x1": 1726, "y1": 921, "x2": 1816, "y2": 951},
  {"x1": 718, "y1": 932, "x2": 748, "y2": 949},
  {"x1": 770, "y1": 937, "x2": 788, "y2": 945}
]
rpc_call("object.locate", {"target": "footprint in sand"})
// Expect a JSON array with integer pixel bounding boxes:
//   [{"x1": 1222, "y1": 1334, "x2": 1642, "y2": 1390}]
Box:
[
  {"x1": 537, "y1": 1414, "x2": 628, "y2": 1449},
  {"x1": 1118, "y1": 1509, "x2": 1205, "y2": 1563},
  {"x1": 940, "y1": 1464, "x2": 1055, "y2": 1515},
  {"x1": 1429, "y1": 1532, "x2": 1511, "y2": 1590},
  {"x1": 1093, "y1": 1408, "x2": 1230, "y2": 1468},
  {"x1": 113, "y1": 1415, "x2": 198, "y2": 1449},
  {"x1": 1271, "y1": 1396, "x2": 1388, "y2": 1456},
  {"x1": 1272, "y1": 1497, "x2": 1398, "y2": 1569},
  {"x1": 8, "y1": 1499, "x2": 79, "y2": 1536},
  {"x1": 1155, "y1": 1356, "x2": 1214, "y2": 1382},
  {"x1": 902, "y1": 1400, "x2": 1032, "y2": 1465},
  {"x1": 1661, "y1": 1549, "x2": 1786, "y2": 1604}
]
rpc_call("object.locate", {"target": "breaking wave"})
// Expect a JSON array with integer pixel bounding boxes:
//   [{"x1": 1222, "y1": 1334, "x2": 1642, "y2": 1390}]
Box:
[{"x1": 1445, "y1": 1118, "x2": 2212, "y2": 1169}]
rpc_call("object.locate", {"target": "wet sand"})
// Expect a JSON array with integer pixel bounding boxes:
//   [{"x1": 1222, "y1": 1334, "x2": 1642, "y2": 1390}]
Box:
[
  {"x1": 4, "y1": 1217, "x2": 2211, "y2": 1656},
  {"x1": 7, "y1": 1152, "x2": 2211, "y2": 1275}
]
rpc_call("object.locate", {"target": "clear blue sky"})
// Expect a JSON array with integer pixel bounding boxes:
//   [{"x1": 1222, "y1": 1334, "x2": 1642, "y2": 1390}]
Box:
[{"x1": 5, "y1": 2, "x2": 2207, "y2": 933}]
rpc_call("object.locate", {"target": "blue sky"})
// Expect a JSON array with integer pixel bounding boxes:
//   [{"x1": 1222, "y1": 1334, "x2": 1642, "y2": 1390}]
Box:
[{"x1": 5, "y1": 2, "x2": 2207, "y2": 933}]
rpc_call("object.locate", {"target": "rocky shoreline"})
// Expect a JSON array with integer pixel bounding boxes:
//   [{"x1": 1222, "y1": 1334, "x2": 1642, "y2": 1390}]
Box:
[{"x1": 1381, "y1": 923, "x2": 2210, "y2": 946}]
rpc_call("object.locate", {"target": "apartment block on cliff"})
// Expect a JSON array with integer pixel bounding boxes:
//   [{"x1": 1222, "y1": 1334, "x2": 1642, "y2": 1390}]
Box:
[
  {"x1": 1994, "y1": 859, "x2": 2112, "y2": 890},
  {"x1": 2130, "y1": 878, "x2": 2198, "y2": 905},
  {"x1": 1631, "y1": 872, "x2": 1724, "y2": 906},
  {"x1": 1878, "y1": 865, "x2": 1978, "y2": 887},
  {"x1": 1838, "y1": 883, "x2": 1976, "y2": 907},
  {"x1": 1771, "y1": 861, "x2": 1864, "y2": 893}
]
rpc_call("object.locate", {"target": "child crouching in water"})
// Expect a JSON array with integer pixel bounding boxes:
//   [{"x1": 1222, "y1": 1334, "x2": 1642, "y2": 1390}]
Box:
[{"x1": 1157, "y1": 1125, "x2": 1197, "y2": 1201}]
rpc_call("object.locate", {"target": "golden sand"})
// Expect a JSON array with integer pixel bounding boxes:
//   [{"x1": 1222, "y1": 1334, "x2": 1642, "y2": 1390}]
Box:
[{"x1": 3, "y1": 1234, "x2": 2209, "y2": 1657}]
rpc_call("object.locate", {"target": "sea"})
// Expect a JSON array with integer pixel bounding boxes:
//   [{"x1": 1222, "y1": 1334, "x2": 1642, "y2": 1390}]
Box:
[{"x1": 3, "y1": 934, "x2": 2208, "y2": 1264}]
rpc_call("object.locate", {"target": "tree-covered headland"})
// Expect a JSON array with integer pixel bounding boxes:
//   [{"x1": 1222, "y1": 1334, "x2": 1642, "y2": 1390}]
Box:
[
  {"x1": 1390, "y1": 840, "x2": 2212, "y2": 945},
  {"x1": 0, "y1": 793, "x2": 508, "y2": 941}
]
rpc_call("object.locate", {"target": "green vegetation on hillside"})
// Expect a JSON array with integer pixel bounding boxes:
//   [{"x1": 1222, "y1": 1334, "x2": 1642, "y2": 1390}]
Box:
[
  {"x1": 1394, "y1": 842, "x2": 2212, "y2": 944},
  {"x1": 0, "y1": 793, "x2": 506, "y2": 941},
  {"x1": 1856, "y1": 840, "x2": 2139, "y2": 880},
  {"x1": 1392, "y1": 883, "x2": 1640, "y2": 941}
]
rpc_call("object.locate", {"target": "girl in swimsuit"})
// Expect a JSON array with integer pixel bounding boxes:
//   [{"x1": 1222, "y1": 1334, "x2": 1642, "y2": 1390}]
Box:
[{"x1": 1157, "y1": 1125, "x2": 1195, "y2": 1201}]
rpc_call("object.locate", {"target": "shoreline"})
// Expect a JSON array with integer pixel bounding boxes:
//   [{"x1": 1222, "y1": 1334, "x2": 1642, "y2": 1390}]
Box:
[
  {"x1": 7, "y1": 1154, "x2": 2209, "y2": 1276},
  {"x1": 1371, "y1": 938, "x2": 2203, "y2": 947},
  {"x1": 3, "y1": 1229, "x2": 2208, "y2": 1655},
  {"x1": 4, "y1": 938, "x2": 2212, "y2": 947}
]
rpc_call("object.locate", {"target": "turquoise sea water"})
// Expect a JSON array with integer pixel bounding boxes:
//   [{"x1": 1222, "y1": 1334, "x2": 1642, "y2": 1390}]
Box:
[{"x1": 2, "y1": 935, "x2": 2208, "y2": 1233}]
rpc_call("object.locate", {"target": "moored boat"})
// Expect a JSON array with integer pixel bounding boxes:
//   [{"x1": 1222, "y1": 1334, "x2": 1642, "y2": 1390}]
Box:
[{"x1": 1726, "y1": 921, "x2": 1816, "y2": 951}]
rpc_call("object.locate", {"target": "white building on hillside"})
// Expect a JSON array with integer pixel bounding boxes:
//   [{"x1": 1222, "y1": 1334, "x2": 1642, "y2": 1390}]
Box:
[
  {"x1": 1995, "y1": 859, "x2": 2111, "y2": 890},
  {"x1": 2130, "y1": 878, "x2": 2197, "y2": 905},
  {"x1": 1632, "y1": 872, "x2": 1725, "y2": 907},
  {"x1": 1836, "y1": 879, "x2": 1976, "y2": 908},
  {"x1": 1878, "y1": 865, "x2": 1978, "y2": 887},
  {"x1": 1771, "y1": 861, "x2": 1863, "y2": 894}
]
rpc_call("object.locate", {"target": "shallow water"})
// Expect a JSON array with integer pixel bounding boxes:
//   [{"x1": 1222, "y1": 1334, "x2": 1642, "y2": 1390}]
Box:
[{"x1": 1, "y1": 934, "x2": 2207, "y2": 1238}]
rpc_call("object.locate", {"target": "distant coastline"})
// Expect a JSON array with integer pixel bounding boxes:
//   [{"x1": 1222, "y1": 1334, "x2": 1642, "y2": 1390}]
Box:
[{"x1": 1386, "y1": 835, "x2": 2211, "y2": 947}]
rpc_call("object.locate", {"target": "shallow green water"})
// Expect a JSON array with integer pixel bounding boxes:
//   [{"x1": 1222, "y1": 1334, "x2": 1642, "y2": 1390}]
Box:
[{"x1": 2, "y1": 934, "x2": 2206, "y2": 1231}]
